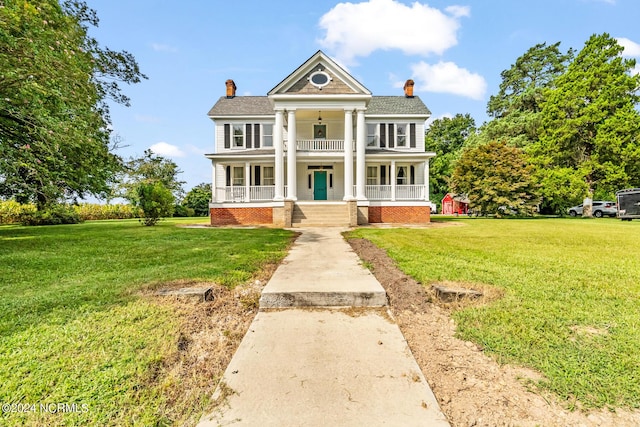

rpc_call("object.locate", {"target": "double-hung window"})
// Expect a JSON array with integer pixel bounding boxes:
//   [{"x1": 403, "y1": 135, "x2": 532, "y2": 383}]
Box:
[
  {"x1": 262, "y1": 166, "x2": 274, "y2": 185},
  {"x1": 233, "y1": 125, "x2": 244, "y2": 148},
  {"x1": 263, "y1": 124, "x2": 273, "y2": 147},
  {"x1": 232, "y1": 166, "x2": 244, "y2": 186},
  {"x1": 366, "y1": 166, "x2": 378, "y2": 185},
  {"x1": 396, "y1": 124, "x2": 407, "y2": 147},
  {"x1": 366, "y1": 124, "x2": 377, "y2": 147}
]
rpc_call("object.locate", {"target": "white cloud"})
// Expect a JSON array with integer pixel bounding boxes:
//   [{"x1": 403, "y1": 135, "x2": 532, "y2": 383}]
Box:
[
  {"x1": 616, "y1": 37, "x2": 640, "y2": 57},
  {"x1": 151, "y1": 43, "x2": 178, "y2": 53},
  {"x1": 318, "y1": 0, "x2": 469, "y2": 65},
  {"x1": 149, "y1": 142, "x2": 185, "y2": 157},
  {"x1": 426, "y1": 112, "x2": 454, "y2": 128},
  {"x1": 410, "y1": 61, "x2": 486, "y2": 100}
]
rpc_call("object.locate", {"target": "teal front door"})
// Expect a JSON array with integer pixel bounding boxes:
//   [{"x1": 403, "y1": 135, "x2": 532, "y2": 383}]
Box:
[{"x1": 313, "y1": 171, "x2": 327, "y2": 200}]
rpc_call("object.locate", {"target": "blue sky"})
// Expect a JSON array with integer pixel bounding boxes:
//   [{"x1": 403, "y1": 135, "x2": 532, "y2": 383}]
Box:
[{"x1": 86, "y1": 0, "x2": 640, "y2": 193}]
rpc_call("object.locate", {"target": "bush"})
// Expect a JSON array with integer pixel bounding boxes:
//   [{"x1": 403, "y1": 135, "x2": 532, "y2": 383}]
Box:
[
  {"x1": 173, "y1": 204, "x2": 195, "y2": 217},
  {"x1": 136, "y1": 182, "x2": 174, "y2": 226},
  {"x1": 20, "y1": 204, "x2": 83, "y2": 226},
  {"x1": 0, "y1": 200, "x2": 36, "y2": 224}
]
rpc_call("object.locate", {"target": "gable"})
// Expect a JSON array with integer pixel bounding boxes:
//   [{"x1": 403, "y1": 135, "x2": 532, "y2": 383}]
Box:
[{"x1": 268, "y1": 50, "x2": 371, "y2": 96}]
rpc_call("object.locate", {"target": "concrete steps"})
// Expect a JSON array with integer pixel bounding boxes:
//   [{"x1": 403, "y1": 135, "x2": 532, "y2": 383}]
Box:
[{"x1": 291, "y1": 202, "x2": 350, "y2": 227}]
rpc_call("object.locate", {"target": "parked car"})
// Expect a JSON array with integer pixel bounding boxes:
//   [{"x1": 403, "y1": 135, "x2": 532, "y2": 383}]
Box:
[
  {"x1": 568, "y1": 201, "x2": 617, "y2": 218},
  {"x1": 427, "y1": 201, "x2": 437, "y2": 214}
]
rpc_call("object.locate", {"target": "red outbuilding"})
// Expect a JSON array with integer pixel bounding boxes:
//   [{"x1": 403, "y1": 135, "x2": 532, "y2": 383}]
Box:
[{"x1": 441, "y1": 193, "x2": 469, "y2": 215}]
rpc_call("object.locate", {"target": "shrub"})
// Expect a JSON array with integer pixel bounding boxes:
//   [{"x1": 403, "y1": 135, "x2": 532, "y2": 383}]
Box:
[
  {"x1": 173, "y1": 204, "x2": 195, "y2": 218},
  {"x1": 136, "y1": 182, "x2": 174, "y2": 226},
  {"x1": 20, "y1": 204, "x2": 83, "y2": 226}
]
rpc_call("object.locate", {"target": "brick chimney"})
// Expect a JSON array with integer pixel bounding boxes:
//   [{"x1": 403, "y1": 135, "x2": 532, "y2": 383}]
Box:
[
  {"x1": 225, "y1": 79, "x2": 237, "y2": 98},
  {"x1": 404, "y1": 79, "x2": 415, "y2": 98}
]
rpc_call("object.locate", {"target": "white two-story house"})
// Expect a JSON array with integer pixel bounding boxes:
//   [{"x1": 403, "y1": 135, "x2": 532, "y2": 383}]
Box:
[{"x1": 206, "y1": 50, "x2": 435, "y2": 227}]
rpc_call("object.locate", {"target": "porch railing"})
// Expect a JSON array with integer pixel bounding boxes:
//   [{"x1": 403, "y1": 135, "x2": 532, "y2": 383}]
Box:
[
  {"x1": 362, "y1": 185, "x2": 427, "y2": 200},
  {"x1": 284, "y1": 139, "x2": 354, "y2": 152},
  {"x1": 215, "y1": 184, "x2": 426, "y2": 202}
]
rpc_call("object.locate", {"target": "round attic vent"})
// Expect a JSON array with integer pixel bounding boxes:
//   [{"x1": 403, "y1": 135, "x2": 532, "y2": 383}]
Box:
[{"x1": 309, "y1": 71, "x2": 331, "y2": 89}]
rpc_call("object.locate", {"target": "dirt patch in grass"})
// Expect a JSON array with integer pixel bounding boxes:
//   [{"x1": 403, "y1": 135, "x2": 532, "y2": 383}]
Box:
[
  {"x1": 348, "y1": 237, "x2": 640, "y2": 427},
  {"x1": 138, "y1": 278, "x2": 266, "y2": 425}
]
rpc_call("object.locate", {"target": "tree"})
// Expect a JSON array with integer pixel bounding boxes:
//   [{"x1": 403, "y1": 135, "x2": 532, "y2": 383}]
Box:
[
  {"x1": 424, "y1": 114, "x2": 476, "y2": 204},
  {"x1": 119, "y1": 150, "x2": 185, "y2": 204},
  {"x1": 531, "y1": 33, "x2": 640, "y2": 210},
  {"x1": 451, "y1": 140, "x2": 539, "y2": 216},
  {"x1": 0, "y1": 0, "x2": 146, "y2": 208},
  {"x1": 471, "y1": 43, "x2": 573, "y2": 150},
  {"x1": 136, "y1": 182, "x2": 174, "y2": 226},
  {"x1": 182, "y1": 183, "x2": 212, "y2": 216}
]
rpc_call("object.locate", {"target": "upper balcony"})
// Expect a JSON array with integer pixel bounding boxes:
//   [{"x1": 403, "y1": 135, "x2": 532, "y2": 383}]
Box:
[{"x1": 284, "y1": 139, "x2": 352, "y2": 152}]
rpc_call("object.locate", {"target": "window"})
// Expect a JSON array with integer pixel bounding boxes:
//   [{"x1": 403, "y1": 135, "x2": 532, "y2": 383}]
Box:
[
  {"x1": 263, "y1": 124, "x2": 273, "y2": 147},
  {"x1": 233, "y1": 125, "x2": 244, "y2": 148},
  {"x1": 367, "y1": 124, "x2": 377, "y2": 147},
  {"x1": 262, "y1": 166, "x2": 274, "y2": 185},
  {"x1": 367, "y1": 166, "x2": 378, "y2": 185},
  {"x1": 232, "y1": 166, "x2": 244, "y2": 186},
  {"x1": 396, "y1": 166, "x2": 408, "y2": 185},
  {"x1": 309, "y1": 70, "x2": 332, "y2": 89},
  {"x1": 396, "y1": 124, "x2": 407, "y2": 147}
]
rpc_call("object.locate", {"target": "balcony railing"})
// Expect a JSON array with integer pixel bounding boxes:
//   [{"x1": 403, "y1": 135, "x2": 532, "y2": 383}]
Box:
[{"x1": 284, "y1": 139, "x2": 354, "y2": 152}]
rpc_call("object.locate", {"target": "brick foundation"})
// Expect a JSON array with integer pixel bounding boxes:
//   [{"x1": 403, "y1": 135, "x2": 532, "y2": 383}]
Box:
[
  {"x1": 210, "y1": 207, "x2": 273, "y2": 226},
  {"x1": 368, "y1": 206, "x2": 431, "y2": 224}
]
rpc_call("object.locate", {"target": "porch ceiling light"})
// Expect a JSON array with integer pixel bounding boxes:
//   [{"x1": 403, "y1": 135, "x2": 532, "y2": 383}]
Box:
[{"x1": 318, "y1": 111, "x2": 322, "y2": 123}]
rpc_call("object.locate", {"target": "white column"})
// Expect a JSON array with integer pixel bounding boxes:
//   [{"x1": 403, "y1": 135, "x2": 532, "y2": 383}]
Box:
[
  {"x1": 424, "y1": 159, "x2": 430, "y2": 201},
  {"x1": 274, "y1": 109, "x2": 284, "y2": 201},
  {"x1": 211, "y1": 161, "x2": 216, "y2": 203},
  {"x1": 343, "y1": 109, "x2": 354, "y2": 200},
  {"x1": 391, "y1": 160, "x2": 396, "y2": 201},
  {"x1": 244, "y1": 161, "x2": 251, "y2": 202},
  {"x1": 356, "y1": 108, "x2": 366, "y2": 200},
  {"x1": 286, "y1": 110, "x2": 297, "y2": 200}
]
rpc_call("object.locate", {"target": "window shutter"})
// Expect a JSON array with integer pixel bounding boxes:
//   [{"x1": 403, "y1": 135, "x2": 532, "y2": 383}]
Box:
[
  {"x1": 410, "y1": 123, "x2": 416, "y2": 148},
  {"x1": 388, "y1": 124, "x2": 395, "y2": 148},
  {"x1": 225, "y1": 166, "x2": 231, "y2": 186},
  {"x1": 380, "y1": 124, "x2": 386, "y2": 148},
  {"x1": 254, "y1": 124, "x2": 261, "y2": 148},
  {"x1": 224, "y1": 124, "x2": 231, "y2": 149},
  {"x1": 254, "y1": 165, "x2": 261, "y2": 185},
  {"x1": 246, "y1": 124, "x2": 252, "y2": 148},
  {"x1": 380, "y1": 165, "x2": 387, "y2": 185},
  {"x1": 410, "y1": 165, "x2": 415, "y2": 185}
]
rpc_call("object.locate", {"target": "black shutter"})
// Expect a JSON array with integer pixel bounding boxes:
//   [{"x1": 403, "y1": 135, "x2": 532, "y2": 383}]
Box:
[
  {"x1": 225, "y1": 166, "x2": 231, "y2": 186},
  {"x1": 254, "y1": 165, "x2": 261, "y2": 185},
  {"x1": 410, "y1": 165, "x2": 415, "y2": 185},
  {"x1": 246, "y1": 124, "x2": 252, "y2": 148},
  {"x1": 380, "y1": 165, "x2": 387, "y2": 185},
  {"x1": 380, "y1": 124, "x2": 386, "y2": 148},
  {"x1": 224, "y1": 124, "x2": 231, "y2": 149},
  {"x1": 388, "y1": 124, "x2": 395, "y2": 148},
  {"x1": 410, "y1": 123, "x2": 416, "y2": 148},
  {"x1": 254, "y1": 124, "x2": 261, "y2": 148}
]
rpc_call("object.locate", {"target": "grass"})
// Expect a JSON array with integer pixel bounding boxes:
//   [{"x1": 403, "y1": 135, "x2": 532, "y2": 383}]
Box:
[
  {"x1": 0, "y1": 218, "x2": 294, "y2": 426},
  {"x1": 348, "y1": 217, "x2": 640, "y2": 410}
]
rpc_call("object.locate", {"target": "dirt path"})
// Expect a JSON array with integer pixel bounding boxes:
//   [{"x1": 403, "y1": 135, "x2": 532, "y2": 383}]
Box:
[{"x1": 347, "y1": 237, "x2": 640, "y2": 427}]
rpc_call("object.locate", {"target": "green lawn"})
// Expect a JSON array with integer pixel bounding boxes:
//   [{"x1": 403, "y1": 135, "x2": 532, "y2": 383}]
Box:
[
  {"x1": 348, "y1": 218, "x2": 640, "y2": 410},
  {"x1": 0, "y1": 219, "x2": 294, "y2": 426}
]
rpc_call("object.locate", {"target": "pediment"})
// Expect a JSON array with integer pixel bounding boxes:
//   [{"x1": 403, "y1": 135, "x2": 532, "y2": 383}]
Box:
[{"x1": 268, "y1": 51, "x2": 371, "y2": 96}]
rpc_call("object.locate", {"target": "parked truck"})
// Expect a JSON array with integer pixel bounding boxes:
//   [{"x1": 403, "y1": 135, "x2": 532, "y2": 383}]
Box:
[{"x1": 616, "y1": 188, "x2": 640, "y2": 221}]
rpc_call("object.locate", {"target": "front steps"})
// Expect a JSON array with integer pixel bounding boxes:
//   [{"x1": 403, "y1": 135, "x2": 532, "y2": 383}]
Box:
[{"x1": 291, "y1": 202, "x2": 350, "y2": 227}]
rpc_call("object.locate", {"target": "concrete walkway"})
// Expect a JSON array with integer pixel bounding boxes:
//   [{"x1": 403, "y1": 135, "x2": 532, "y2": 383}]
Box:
[{"x1": 198, "y1": 228, "x2": 450, "y2": 426}]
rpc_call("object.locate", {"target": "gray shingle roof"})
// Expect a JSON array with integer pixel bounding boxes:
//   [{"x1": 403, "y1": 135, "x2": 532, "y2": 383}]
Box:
[
  {"x1": 207, "y1": 95, "x2": 430, "y2": 117},
  {"x1": 207, "y1": 96, "x2": 274, "y2": 116},
  {"x1": 366, "y1": 96, "x2": 431, "y2": 116}
]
